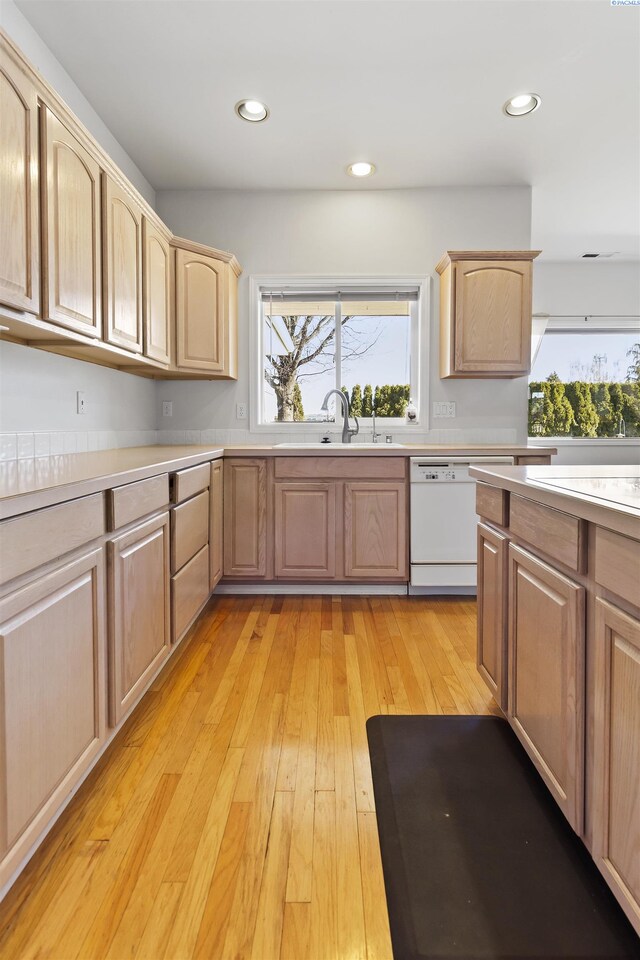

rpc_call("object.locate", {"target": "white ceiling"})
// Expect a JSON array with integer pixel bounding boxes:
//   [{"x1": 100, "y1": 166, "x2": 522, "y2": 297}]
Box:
[{"x1": 13, "y1": 0, "x2": 640, "y2": 260}]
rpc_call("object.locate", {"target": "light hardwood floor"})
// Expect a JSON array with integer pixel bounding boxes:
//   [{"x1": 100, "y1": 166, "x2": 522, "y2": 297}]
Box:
[{"x1": 0, "y1": 595, "x2": 497, "y2": 960}]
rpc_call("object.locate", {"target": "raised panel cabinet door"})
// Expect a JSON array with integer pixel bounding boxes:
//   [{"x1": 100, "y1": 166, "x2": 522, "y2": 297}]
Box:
[
  {"x1": 477, "y1": 522, "x2": 507, "y2": 709},
  {"x1": 175, "y1": 248, "x2": 225, "y2": 371},
  {"x1": 41, "y1": 106, "x2": 101, "y2": 337},
  {"x1": 592, "y1": 599, "x2": 640, "y2": 935},
  {"x1": 103, "y1": 175, "x2": 143, "y2": 353},
  {"x1": 274, "y1": 482, "x2": 336, "y2": 579},
  {"x1": 508, "y1": 543, "x2": 585, "y2": 831},
  {"x1": 107, "y1": 512, "x2": 170, "y2": 726},
  {"x1": 223, "y1": 459, "x2": 267, "y2": 578},
  {"x1": 142, "y1": 218, "x2": 170, "y2": 364},
  {"x1": 210, "y1": 460, "x2": 223, "y2": 589},
  {"x1": 0, "y1": 548, "x2": 105, "y2": 871},
  {"x1": 454, "y1": 260, "x2": 532, "y2": 374},
  {"x1": 344, "y1": 481, "x2": 407, "y2": 579},
  {"x1": 0, "y1": 53, "x2": 39, "y2": 315}
]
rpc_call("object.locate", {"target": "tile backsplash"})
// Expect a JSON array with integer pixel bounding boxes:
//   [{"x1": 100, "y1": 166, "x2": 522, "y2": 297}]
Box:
[{"x1": 0, "y1": 430, "x2": 160, "y2": 460}]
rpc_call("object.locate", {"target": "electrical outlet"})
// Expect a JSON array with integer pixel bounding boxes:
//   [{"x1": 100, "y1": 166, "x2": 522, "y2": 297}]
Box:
[
  {"x1": 433, "y1": 401, "x2": 456, "y2": 419},
  {"x1": 236, "y1": 402, "x2": 247, "y2": 421},
  {"x1": 77, "y1": 391, "x2": 86, "y2": 415},
  {"x1": 162, "y1": 401, "x2": 173, "y2": 417}
]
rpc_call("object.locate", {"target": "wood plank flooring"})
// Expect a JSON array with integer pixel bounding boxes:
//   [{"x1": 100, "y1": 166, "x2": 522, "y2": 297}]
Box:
[{"x1": 0, "y1": 595, "x2": 497, "y2": 960}]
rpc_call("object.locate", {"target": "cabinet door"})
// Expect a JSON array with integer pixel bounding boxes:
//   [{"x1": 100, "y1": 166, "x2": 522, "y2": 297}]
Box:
[
  {"x1": 223, "y1": 459, "x2": 267, "y2": 578},
  {"x1": 508, "y1": 543, "x2": 585, "y2": 831},
  {"x1": 107, "y1": 512, "x2": 170, "y2": 726},
  {"x1": 477, "y1": 522, "x2": 507, "y2": 709},
  {"x1": 142, "y1": 218, "x2": 170, "y2": 364},
  {"x1": 103, "y1": 175, "x2": 143, "y2": 353},
  {"x1": 274, "y1": 482, "x2": 336, "y2": 579},
  {"x1": 344, "y1": 481, "x2": 407, "y2": 579},
  {"x1": 174, "y1": 248, "x2": 225, "y2": 371},
  {"x1": 454, "y1": 260, "x2": 532, "y2": 375},
  {"x1": 0, "y1": 548, "x2": 105, "y2": 869},
  {"x1": 210, "y1": 460, "x2": 223, "y2": 589},
  {"x1": 0, "y1": 53, "x2": 39, "y2": 315},
  {"x1": 592, "y1": 599, "x2": 640, "y2": 935},
  {"x1": 41, "y1": 106, "x2": 102, "y2": 337}
]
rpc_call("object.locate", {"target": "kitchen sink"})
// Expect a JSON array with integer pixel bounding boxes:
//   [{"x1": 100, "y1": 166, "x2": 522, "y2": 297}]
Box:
[{"x1": 273, "y1": 442, "x2": 406, "y2": 449}]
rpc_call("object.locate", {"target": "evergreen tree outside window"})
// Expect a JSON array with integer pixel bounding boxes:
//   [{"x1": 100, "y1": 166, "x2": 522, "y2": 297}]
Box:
[{"x1": 528, "y1": 321, "x2": 640, "y2": 438}]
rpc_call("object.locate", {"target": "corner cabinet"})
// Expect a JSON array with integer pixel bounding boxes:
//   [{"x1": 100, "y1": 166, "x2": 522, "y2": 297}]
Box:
[
  {"x1": 223, "y1": 459, "x2": 268, "y2": 578},
  {"x1": 173, "y1": 239, "x2": 240, "y2": 378},
  {"x1": 0, "y1": 48, "x2": 39, "y2": 316},
  {"x1": 437, "y1": 251, "x2": 540, "y2": 378}
]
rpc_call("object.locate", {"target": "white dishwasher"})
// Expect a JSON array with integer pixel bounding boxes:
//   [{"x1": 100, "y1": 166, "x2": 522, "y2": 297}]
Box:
[{"x1": 410, "y1": 456, "x2": 514, "y2": 592}]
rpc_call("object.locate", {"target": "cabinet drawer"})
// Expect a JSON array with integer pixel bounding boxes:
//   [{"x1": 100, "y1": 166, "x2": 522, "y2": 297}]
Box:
[
  {"x1": 476, "y1": 483, "x2": 508, "y2": 526},
  {"x1": 0, "y1": 493, "x2": 105, "y2": 585},
  {"x1": 594, "y1": 527, "x2": 640, "y2": 609},
  {"x1": 515, "y1": 456, "x2": 551, "y2": 466},
  {"x1": 171, "y1": 463, "x2": 210, "y2": 503},
  {"x1": 171, "y1": 490, "x2": 209, "y2": 573},
  {"x1": 108, "y1": 474, "x2": 169, "y2": 530},
  {"x1": 509, "y1": 494, "x2": 585, "y2": 572},
  {"x1": 171, "y1": 544, "x2": 209, "y2": 643},
  {"x1": 274, "y1": 456, "x2": 406, "y2": 480}
]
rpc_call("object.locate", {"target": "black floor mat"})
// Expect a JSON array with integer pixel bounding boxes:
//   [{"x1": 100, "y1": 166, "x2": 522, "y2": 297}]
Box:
[{"x1": 367, "y1": 715, "x2": 640, "y2": 960}]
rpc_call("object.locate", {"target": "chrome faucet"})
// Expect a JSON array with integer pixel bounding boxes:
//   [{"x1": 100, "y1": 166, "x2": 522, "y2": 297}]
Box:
[{"x1": 321, "y1": 389, "x2": 359, "y2": 444}]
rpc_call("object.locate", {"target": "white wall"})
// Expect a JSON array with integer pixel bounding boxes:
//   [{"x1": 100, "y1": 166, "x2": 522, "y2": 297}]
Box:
[
  {"x1": 0, "y1": 341, "x2": 157, "y2": 456},
  {"x1": 156, "y1": 186, "x2": 533, "y2": 445},
  {"x1": 0, "y1": 0, "x2": 155, "y2": 204},
  {"x1": 534, "y1": 260, "x2": 640, "y2": 316}
]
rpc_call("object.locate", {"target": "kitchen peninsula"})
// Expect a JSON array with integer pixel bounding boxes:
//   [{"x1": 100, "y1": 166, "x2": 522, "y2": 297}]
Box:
[{"x1": 471, "y1": 462, "x2": 640, "y2": 935}]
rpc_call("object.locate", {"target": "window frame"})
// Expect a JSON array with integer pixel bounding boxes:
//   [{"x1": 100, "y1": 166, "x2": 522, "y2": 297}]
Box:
[{"x1": 249, "y1": 274, "x2": 430, "y2": 433}]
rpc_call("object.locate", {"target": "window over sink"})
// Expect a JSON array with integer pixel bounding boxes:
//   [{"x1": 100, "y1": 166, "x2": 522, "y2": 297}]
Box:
[{"x1": 250, "y1": 277, "x2": 427, "y2": 430}]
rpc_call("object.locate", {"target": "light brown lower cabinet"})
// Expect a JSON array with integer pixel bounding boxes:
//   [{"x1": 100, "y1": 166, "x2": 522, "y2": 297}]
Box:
[
  {"x1": 209, "y1": 460, "x2": 223, "y2": 589},
  {"x1": 477, "y1": 522, "x2": 507, "y2": 709},
  {"x1": 274, "y1": 482, "x2": 336, "y2": 578},
  {"x1": 172, "y1": 544, "x2": 210, "y2": 643},
  {"x1": 592, "y1": 598, "x2": 640, "y2": 931},
  {"x1": 107, "y1": 512, "x2": 170, "y2": 726},
  {"x1": 344, "y1": 481, "x2": 407, "y2": 579},
  {"x1": 508, "y1": 543, "x2": 585, "y2": 831},
  {"x1": 223, "y1": 459, "x2": 267, "y2": 578},
  {"x1": 0, "y1": 547, "x2": 105, "y2": 883}
]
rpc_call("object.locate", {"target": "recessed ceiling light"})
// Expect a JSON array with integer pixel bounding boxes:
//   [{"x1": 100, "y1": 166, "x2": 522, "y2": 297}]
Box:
[
  {"x1": 235, "y1": 99, "x2": 269, "y2": 122},
  {"x1": 503, "y1": 93, "x2": 541, "y2": 117},
  {"x1": 347, "y1": 161, "x2": 376, "y2": 178}
]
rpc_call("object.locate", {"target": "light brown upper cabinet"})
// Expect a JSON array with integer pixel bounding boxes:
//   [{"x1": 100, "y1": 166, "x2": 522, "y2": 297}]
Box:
[
  {"x1": 437, "y1": 251, "x2": 540, "y2": 378},
  {"x1": 41, "y1": 106, "x2": 102, "y2": 337},
  {"x1": 173, "y1": 239, "x2": 240, "y2": 378},
  {"x1": 103, "y1": 175, "x2": 143, "y2": 353},
  {"x1": 142, "y1": 218, "x2": 171, "y2": 365},
  {"x1": 0, "y1": 50, "x2": 39, "y2": 316}
]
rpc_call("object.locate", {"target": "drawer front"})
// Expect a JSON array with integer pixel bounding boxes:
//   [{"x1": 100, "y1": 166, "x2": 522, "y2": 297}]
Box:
[
  {"x1": 171, "y1": 544, "x2": 209, "y2": 643},
  {"x1": 515, "y1": 456, "x2": 552, "y2": 466},
  {"x1": 0, "y1": 493, "x2": 105, "y2": 585},
  {"x1": 274, "y1": 456, "x2": 406, "y2": 480},
  {"x1": 509, "y1": 494, "x2": 585, "y2": 572},
  {"x1": 108, "y1": 474, "x2": 169, "y2": 530},
  {"x1": 594, "y1": 527, "x2": 640, "y2": 609},
  {"x1": 171, "y1": 463, "x2": 210, "y2": 503},
  {"x1": 171, "y1": 490, "x2": 209, "y2": 574},
  {"x1": 476, "y1": 483, "x2": 508, "y2": 527}
]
